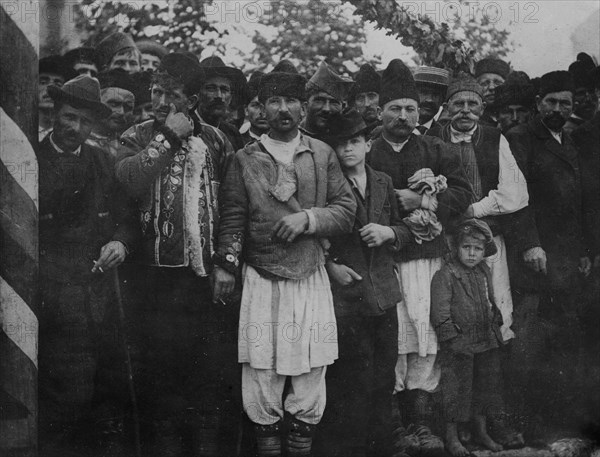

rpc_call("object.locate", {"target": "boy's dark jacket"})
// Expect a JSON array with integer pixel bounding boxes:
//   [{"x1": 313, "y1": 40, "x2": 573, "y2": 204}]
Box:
[
  {"x1": 328, "y1": 165, "x2": 412, "y2": 316},
  {"x1": 431, "y1": 259, "x2": 504, "y2": 354}
]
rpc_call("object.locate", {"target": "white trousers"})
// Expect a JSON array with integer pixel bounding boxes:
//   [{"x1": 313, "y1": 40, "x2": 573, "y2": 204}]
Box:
[{"x1": 242, "y1": 363, "x2": 327, "y2": 425}]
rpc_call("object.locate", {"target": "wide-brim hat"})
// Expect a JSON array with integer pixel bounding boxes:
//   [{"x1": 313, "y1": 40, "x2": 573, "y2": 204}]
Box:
[
  {"x1": 47, "y1": 74, "x2": 112, "y2": 118},
  {"x1": 198, "y1": 56, "x2": 246, "y2": 89},
  {"x1": 325, "y1": 107, "x2": 368, "y2": 143},
  {"x1": 455, "y1": 218, "x2": 497, "y2": 257},
  {"x1": 156, "y1": 53, "x2": 205, "y2": 95}
]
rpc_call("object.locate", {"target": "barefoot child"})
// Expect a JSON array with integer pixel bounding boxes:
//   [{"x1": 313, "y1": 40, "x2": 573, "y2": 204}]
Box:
[
  {"x1": 430, "y1": 219, "x2": 506, "y2": 456},
  {"x1": 318, "y1": 108, "x2": 412, "y2": 457}
]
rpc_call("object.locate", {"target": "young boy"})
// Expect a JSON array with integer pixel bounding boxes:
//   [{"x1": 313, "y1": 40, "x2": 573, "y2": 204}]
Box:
[
  {"x1": 318, "y1": 108, "x2": 412, "y2": 457},
  {"x1": 430, "y1": 219, "x2": 506, "y2": 456}
]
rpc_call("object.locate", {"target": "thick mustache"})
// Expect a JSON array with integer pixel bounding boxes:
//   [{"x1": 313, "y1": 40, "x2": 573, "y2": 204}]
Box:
[{"x1": 452, "y1": 112, "x2": 479, "y2": 121}]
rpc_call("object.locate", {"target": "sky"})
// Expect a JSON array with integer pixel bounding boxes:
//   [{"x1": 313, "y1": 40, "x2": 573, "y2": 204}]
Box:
[{"x1": 203, "y1": 0, "x2": 600, "y2": 77}]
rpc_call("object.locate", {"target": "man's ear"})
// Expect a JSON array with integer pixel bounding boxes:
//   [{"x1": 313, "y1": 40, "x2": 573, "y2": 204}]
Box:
[
  {"x1": 365, "y1": 138, "x2": 373, "y2": 153},
  {"x1": 187, "y1": 94, "x2": 199, "y2": 111},
  {"x1": 376, "y1": 105, "x2": 382, "y2": 121},
  {"x1": 442, "y1": 102, "x2": 448, "y2": 113},
  {"x1": 300, "y1": 101, "x2": 308, "y2": 120}
]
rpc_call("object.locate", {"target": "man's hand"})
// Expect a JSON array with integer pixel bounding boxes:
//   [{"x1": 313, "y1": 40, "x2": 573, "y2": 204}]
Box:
[
  {"x1": 325, "y1": 262, "x2": 362, "y2": 286},
  {"x1": 579, "y1": 257, "x2": 592, "y2": 277},
  {"x1": 92, "y1": 241, "x2": 127, "y2": 273},
  {"x1": 359, "y1": 223, "x2": 396, "y2": 248},
  {"x1": 272, "y1": 212, "x2": 309, "y2": 243},
  {"x1": 165, "y1": 103, "x2": 193, "y2": 139},
  {"x1": 210, "y1": 266, "x2": 236, "y2": 303},
  {"x1": 463, "y1": 204, "x2": 475, "y2": 218},
  {"x1": 523, "y1": 246, "x2": 547, "y2": 274},
  {"x1": 395, "y1": 189, "x2": 423, "y2": 212}
]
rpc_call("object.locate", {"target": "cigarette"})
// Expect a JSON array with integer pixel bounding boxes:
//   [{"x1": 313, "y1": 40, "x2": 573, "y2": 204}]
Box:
[{"x1": 92, "y1": 260, "x2": 104, "y2": 273}]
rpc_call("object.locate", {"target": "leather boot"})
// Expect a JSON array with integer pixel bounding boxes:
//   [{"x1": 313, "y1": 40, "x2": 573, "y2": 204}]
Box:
[
  {"x1": 255, "y1": 421, "x2": 283, "y2": 457},
  {"x1": 285, "y1": 417, "x2": 316, "y2": 457}
]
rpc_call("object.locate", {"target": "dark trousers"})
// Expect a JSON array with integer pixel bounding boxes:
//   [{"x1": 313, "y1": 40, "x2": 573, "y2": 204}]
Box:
[
  {"x1": 123, "y1": 265, "x2": 240, "y2": 452},
  {"x1": 438, "y1": 347, "x2": 504, "y2": 423},
  {"x1": 316, "y1": 307, "x2": 398, "y2": 457},
  {"x1": 38, "y1": 273, "x2": 122, "y2": 456}
]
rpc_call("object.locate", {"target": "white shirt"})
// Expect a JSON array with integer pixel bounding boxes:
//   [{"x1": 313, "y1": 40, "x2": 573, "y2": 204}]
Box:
[
  {"x1": 49, "y1": 133, "x2": 81, "y2": 157},
  {"x1": 450, "y1": 127, "x2": 529, "y2": 217},
  {"x1": 350, "y1": 173, "x2": 367, "y2": 200},
  {"x1": 260, "y1": 132, "x2": 301, "y2": 164},
  {"x1": 382, "y1": 133, "x2": 409, "y2": 152}
]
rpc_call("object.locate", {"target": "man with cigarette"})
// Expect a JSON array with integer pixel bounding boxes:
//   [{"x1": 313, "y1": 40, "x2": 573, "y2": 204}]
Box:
[{"x1": 37, "y1": 75, "x2": 138, "y2": 456}]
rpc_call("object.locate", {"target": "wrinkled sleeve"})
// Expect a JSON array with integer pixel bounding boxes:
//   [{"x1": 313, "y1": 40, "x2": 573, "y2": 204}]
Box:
[
  {"x1": 471, "y1": 134, "x2": 529, "y2": 217},
  {"x1": 430, "y1": 267, "x2": 459, "y2": 342},
  {"x1": 213, "y1": 152, "x2": 248, "y2": 274},
  {"x1": 308, "y1": 149, "x2": 357, "y2": 236}
]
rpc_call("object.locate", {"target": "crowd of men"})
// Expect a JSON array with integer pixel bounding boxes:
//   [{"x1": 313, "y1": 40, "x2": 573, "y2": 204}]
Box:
[{"x1": 37, "y1": 31, "x2": 600, "y2": 457}]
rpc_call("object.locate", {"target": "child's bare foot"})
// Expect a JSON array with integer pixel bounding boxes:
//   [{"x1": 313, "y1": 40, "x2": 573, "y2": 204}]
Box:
[
  {"x1": 446, "y1": 422, "x2": 471, "y2": 457},
  {"x1": 474, "y1": 432, "x2": 503, "y2": 452},
  {"x1": 446, "y1": 437, "x2": 471, "y2": 457},
  {"x1": 473, "y1": 414, "x2": 503, "y2": 452}
]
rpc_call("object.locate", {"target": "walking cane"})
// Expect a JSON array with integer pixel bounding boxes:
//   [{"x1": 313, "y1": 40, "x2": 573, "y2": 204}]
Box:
[{"x1": 112, "y1": 268, "x2": 142, "y2": 457}]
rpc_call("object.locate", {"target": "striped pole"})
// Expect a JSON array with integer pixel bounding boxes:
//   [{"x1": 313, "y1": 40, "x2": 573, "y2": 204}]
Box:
[{"x1": 0, "y1": 1, "x2": 39, "y2": 456}]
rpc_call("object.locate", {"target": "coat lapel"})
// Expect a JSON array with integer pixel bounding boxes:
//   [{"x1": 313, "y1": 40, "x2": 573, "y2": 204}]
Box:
[
  {"x1": 531, "y1": 117, "x2": 579, "y2": 170},
  {"x1": 366, "y1": 166, "x2": 387, "y2": 223}
]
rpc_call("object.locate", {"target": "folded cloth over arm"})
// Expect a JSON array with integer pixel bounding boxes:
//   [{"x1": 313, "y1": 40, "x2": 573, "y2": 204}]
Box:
[{"x1": 402, "y1": 168, "x2": 448, "y2": 244}]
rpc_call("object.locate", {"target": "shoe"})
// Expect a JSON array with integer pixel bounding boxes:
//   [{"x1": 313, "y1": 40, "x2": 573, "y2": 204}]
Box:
[{"x1": 409, "y1": 424, "x2": 446, "y2": 457}]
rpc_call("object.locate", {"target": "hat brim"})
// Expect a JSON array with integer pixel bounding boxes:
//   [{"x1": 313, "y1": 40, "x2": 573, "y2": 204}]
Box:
[
  {"x1": 47, "y1": 85, "x2": 112, "y2": 118},
  {"x1": 201, "y1": 66, "x2": 246, "y2": 88},
  {"x1": 326, "y1": 125, "x2": 369, "y2": 144}
]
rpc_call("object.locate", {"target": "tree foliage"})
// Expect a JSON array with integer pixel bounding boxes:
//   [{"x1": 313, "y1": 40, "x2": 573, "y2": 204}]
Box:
[
  {"x1": 347, "y1": 0, "x2": 514, "y2": 74},
  {"x1": 75, "y1": 0, "x2": 225, "y2": 57},
  {"x1": 248, "y1": 0, "x2": 381, "y2": 77}
]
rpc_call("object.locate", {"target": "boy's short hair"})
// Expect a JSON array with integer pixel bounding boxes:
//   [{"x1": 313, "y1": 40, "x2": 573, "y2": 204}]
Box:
[{"x1": 110, "y1": 48, "x2": 142, "y2": 67}]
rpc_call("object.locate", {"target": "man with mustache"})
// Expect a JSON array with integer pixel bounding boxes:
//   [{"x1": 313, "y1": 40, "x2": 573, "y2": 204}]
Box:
[
  {"x1": 367, "y1": 59, "x2": 471, "y2": 448},
  {"x1": 213, "y1": 69, "x2": 356, "y2": 457},
  {"x1": 564, "y1": 53, "x2": 598, "y2": 133},
  {"x1": 475, "y1": 57, "x2": 511, "y2": 128},
  {"x1": 196, "y1": 56, "x2": 246, "y2": 151},
  {"x1": 240, "y1": 71, "x2": 269, "y2": 145},
  {"x1": 348, "y1": 63, "x2": 381, "y2": 136},
  {"x1": 37, "y1": 75, "x2": 138, "y2": 455},
  {"x1": 116, "y1": 53, "x2": 237, "y2": 455},
  {"x1": 492, "y1": 71, "x2": 537, "y2": 134},
  {"x1": 414, "y1": 66, "x2": 450, "y2": 134},
  {"x1": 301, "y1": 61, "x2": 353, "y2": 141},
  {"x1": 505, "y1": 71, "x2": 592, "y2": 431},
  {"x1": 428, "y1": 74, "x2": 535, "y2": 448},
  {"x1": 87, "y1": 69, "x2": 136, "y2": 157}
]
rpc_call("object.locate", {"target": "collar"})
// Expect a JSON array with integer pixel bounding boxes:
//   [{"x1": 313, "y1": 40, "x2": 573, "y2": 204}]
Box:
[
  {"x1": 49, "y1": 133, "x2": 81, "y2": 157},
  {"x1": 382, "y1": 133, "x2": 409, "y2": 152},
  {"x1": 259, "y1": 131, "x2": 313, "y2": 157},
  {"x1": 449, "y1": 125, "x2": 478, "y2": 143},
  {"x1": 541, "y1": 120, "x2": 563, "y2": 143}
]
